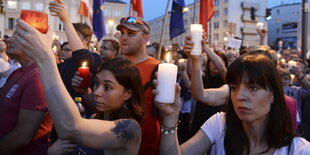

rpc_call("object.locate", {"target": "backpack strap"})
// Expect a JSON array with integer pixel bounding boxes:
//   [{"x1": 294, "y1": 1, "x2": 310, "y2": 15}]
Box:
[
  {"x1": 142, "y1": 64, "x2": 159, "y2": 117},
  {"x1": 143, "y1": 64, "x2": 159, "y2": 91}
]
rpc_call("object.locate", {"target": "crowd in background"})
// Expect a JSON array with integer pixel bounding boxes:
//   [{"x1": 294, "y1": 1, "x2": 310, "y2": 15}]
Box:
[{"x1": 0, "y1": 0, "x2": 310, "y2": 154}]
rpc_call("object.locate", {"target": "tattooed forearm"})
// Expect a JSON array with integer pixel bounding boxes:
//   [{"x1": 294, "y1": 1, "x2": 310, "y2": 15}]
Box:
[{"x1": 112, "y1": 119, "x2": 141, "y2": 142}]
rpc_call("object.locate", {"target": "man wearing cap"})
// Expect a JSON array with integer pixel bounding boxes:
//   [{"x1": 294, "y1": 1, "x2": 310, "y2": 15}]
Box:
[{"x1": 117, "y1": 16, "x2": 161, "y2": 155}]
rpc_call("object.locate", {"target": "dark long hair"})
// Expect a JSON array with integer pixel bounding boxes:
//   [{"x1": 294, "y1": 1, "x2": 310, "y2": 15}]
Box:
[
  {"x1": 224, "y1": 55, "x2": 294, "y2": 154},
  {"x1": 94, "y1": 57, "x2": 145, "y2": 125}
]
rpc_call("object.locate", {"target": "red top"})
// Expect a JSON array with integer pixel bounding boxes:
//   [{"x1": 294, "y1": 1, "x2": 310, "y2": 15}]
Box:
[
  {"x1": 136, "y1": 57, "x2": 161, "y2": 155},
  {"x1": 284, "y1": 95, "x2": 297, "y2": 130},
  {"x1": 0, "y1": 64, "x2": 52, "y2": 155}
]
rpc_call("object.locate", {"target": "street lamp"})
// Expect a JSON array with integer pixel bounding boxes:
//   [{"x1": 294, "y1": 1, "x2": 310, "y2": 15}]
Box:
[
  {"x1": 183, "y1": 7, "x2": 189, "y2": 13},
  {"x1": 108, "y1": 19, "x2": 114, "y2": 39}
]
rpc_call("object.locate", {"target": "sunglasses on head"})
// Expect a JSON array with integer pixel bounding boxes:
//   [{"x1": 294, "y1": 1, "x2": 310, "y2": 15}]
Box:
[{"x1": 120, "y1": 17, "x2": 145, "y2": 25}]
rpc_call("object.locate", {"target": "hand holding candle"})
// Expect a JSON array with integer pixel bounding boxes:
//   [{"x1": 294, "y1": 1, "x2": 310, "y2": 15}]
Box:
[
  {"x1": 190, "y1": 24, "x2": 203, "y2": 55},
  {"x1": 78, "y1": 62, "x2": 90, "y2": 88},
  {"x1": 20, "y1": 10, "x2": 48, "y2": 34},
  {"x1": 155, "y1": 52, "x2": 178, "y2": 104}
]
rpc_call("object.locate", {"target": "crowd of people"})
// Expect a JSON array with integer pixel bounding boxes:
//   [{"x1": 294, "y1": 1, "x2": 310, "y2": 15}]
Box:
[{"x1": 0, "y1": 0, "x2": 310, "y2": 154}]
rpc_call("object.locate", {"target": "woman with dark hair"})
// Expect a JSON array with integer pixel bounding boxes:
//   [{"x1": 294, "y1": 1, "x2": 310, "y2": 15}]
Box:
[
  {"x1": 14, "y1": 20, "x2": 145, "y2": 155},
  {"x1": 155, "y1": 55, "x2": 310, "y2": 154}
]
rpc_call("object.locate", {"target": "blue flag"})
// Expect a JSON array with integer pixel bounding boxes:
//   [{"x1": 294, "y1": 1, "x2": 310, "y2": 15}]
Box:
[
  {"x1": 169, "y1": 0, "x2": 185, "y2": 40},
  {"x1": 93, "y1": 0, "x2": 106, "y2": 41}
]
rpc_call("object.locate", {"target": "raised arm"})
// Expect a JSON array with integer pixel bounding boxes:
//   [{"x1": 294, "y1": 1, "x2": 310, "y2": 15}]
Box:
[
  {"x1": 14, "y1": 19, "x2": 140, "y2": 151},
  {"x1": 202, "y1": 33, "x2": 227, "y2": 81},
  {"x1": 49, "y1": 0, "x2": 84, "y2": 51},
  {"x1": 183, "y1": 35, "x2": 229, "y2": 106},
  {"x1": 154, "y1": 82, "x2": 213, "y2": 155}
]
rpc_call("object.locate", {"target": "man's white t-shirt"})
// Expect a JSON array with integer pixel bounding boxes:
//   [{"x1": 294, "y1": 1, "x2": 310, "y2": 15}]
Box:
[{"x1": 201, "y1": 112, "x2": 310, "y2": 155}]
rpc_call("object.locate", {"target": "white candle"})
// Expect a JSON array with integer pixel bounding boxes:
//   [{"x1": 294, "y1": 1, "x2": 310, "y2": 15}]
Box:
[
  {"x1": 155, "y1": 52, "x2": 178, "y2": 104},
  {"x1": 256, "y1": 22, "x2": 264, "y2": 30},
  {"x1": 280, "y1": 59, "x2": 286, "y2": 64},
  {"x1": 288, "y1": 60, "x2": 297, "y2": 69},
  {"x1": 190, "y1": 24, "x2": 203, "y2": 55}
]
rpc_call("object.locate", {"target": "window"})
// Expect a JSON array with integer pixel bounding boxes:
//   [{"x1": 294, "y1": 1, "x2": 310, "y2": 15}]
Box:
[
  {"x1": 277, "y1": 9, "x2": 280, "y2": 14},
  {"x1": 214, "y1": 34, "x2": 219, "y2": 40},
  {"x1": 21, "y1": 2, "x2": 30, "y2": 10},
  {"x1": 35, "y1": 3, "x2": 44, "y2": 11},
  {"x1": 214, "y1": 0, "x2": 219, "y2": 6},
  {"x1": 214, "y1": 10, "x2": 219, "y2": 17},
  {"x1": 277, "y1": 28, "x2": 280, "y2": 33},
  {"x1": 224, "y1": 8, "x2": 228, "y2": 16},
  {"x1": 104, "y1": 8, "x2": 110, "y2": 16},
  {"x1": 224, "y1": 20, "x2": 228, "y2": 27},
  {"x1": 7, "y1": 1, "x2": 17, "y2": 9},
  {"x1": 114, "y1": 8, "x2": 121, "y2": 17},
  {"x1": 214, "y1": 22, "x2": 219, "y2": 29},
  {"x1": 224, "y1": 0, "x2": 228, "y2": 3},
  {"x1": 8, "y1": 18, "x2": 15, "y2": 30}
]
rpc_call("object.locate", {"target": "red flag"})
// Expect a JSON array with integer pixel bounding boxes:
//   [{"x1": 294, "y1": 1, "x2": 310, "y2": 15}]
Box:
[
  {"x1": 200, "y1": 0, "x2": 214, "y2": 35},
  {"x1": 130, "y1": 0, "x2": 144, "y2": 18},
  {"x1": 78, "y1": 0, "x2": 93, "y2": 21}
]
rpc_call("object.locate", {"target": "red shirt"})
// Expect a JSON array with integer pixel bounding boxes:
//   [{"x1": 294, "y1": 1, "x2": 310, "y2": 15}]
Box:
[
  {"x1": 285, "y1": 95, "x2": 297, "y2": 130},
  {"x1": 0, "y1": 64, "x2": 52, "y2": 155},
  {"x1": 136, "y1": 57, "x2": 161, "y2": 155}
]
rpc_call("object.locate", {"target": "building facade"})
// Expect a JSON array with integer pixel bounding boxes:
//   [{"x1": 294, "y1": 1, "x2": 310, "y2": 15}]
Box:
[
  {"x1": 267, "y1": 3, "x2": 301, "y2": 49},
  {"x1": 148, "y1": 0, "x2": 268, "y2": 49},
  {"x1": 0, "y1": 0, "x2": 127, "y2": 42}
]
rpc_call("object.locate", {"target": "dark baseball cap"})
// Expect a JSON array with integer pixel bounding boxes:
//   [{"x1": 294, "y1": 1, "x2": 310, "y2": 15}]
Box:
[{"x1": 116, "y1": 16, "x2": 151, "y2": 34}]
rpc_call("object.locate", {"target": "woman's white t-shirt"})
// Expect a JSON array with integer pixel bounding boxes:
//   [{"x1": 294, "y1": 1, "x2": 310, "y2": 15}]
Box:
[{"x1": 201, "y1": 112, "x2": 310, "y2": 155}]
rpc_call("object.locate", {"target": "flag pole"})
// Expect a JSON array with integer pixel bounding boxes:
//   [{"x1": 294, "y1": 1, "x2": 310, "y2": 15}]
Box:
[
  {"x1": 192, "y1": 0, "x2": 198, "y2": 24},
  {"x1": 129, "y1": 2, "x2": 132, "y2": 16},
  {"x1": 158, "y1": 0, "x2": 171, "y2": 60}
]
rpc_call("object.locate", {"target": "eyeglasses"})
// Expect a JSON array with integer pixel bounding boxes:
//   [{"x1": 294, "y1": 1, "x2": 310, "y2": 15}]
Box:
[
  {"x1": 61, "y1": 48, "x2": 71, "y2": 52},
  {"x1": 101, "y1": 46, "x2": 114, "y2": 51},
  {"x1": 120, "y1": 17, "x2": 145, "y2": 25}
]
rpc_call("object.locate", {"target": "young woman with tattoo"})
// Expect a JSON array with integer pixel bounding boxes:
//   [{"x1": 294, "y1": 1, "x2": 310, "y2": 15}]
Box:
[{"x1": 14, "y1": 19, "x2": 144, "y2": 155}]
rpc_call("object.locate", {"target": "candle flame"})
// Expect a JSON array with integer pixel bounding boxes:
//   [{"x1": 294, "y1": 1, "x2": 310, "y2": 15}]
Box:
[
  {"x1": 166, "y1": 52, "x2": 171, "y2": 63},
  {"x1": 82, "y1": 62, "x2": 87, "y2": 67}
]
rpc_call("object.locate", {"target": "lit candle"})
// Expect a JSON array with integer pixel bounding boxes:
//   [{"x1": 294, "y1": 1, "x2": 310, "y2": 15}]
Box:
[
  {"x1": 78, "y1": 62, "x2": 90, "y2": 88},
  {"x1": 280, "y1": 58, "x2": 286, "y2": 64},
  {"x1": 155, "y1": 52, "x2": 178, "y2": 104},
  {"x1": 20, "y1": 10, "x2": 48, "y2": 34},
  {"x1": 52, "y1": 45, "x2": 57, "y2": 53},
  {"x1": 190, "y1": 24, "x2": 203, "y2": 55},
  {"x1": 290, "y1": 74, "x2": 295, "y2": 85},
  {"x1": 256, "y1": 22, "x2": 264, "y2": 30},
  {"x1": 288, "y1": 60, "x2": 297, "y2": 70}
]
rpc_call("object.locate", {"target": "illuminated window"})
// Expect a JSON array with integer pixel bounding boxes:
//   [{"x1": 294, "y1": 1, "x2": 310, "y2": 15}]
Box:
[{"x1": 7, "y1": 1, "x2": 17, "y2": 9}]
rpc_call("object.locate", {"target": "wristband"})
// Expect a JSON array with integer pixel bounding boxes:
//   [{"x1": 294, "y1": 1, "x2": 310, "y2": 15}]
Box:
[{"x1": 160, "y1": 122, "x2": 179, "y2": 135}]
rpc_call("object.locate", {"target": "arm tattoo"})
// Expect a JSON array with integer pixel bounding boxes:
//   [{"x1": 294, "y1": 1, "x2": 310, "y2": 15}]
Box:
[{"x1": 112, "y1": 119, "x2": 141, "y2": 142}]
